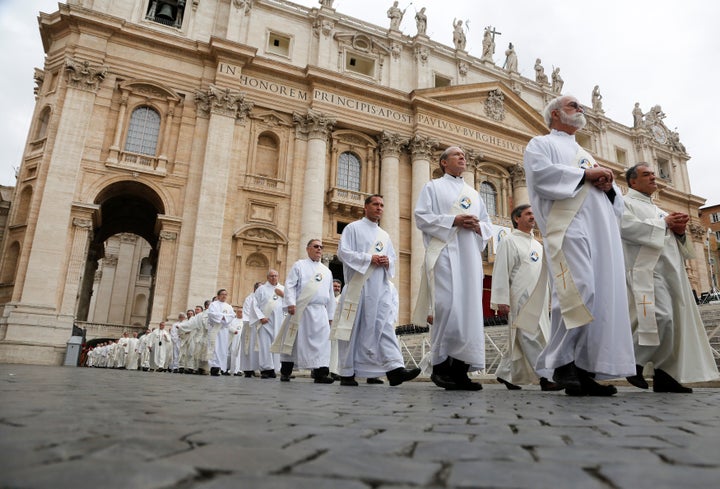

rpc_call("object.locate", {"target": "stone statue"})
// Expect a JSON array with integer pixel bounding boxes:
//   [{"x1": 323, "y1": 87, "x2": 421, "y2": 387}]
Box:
[
  {"x1": 591, "y1": 85, "x2": 603, "y2": 112},
  {"x1": 415, "y1": 7, "x2": 427, "y2": 35},
  {"x1": 669, "y1": 130, "x2": 687, "y2": 153},
  {"x1": 481, "y1": 27, "x2": 497, "y2": 61},
  {"x1": 632, "y1": 102, "x2": 644, "y2": 128},
  {"x1": 534, "y1": 58, "x2": 548, "y2": 84},
  {"x1": 551, "y1": 67, "x2": 563, "y2": 93},
  {"x1": 453, "y1": 18, "x2": 467, "y2": 50},
  {"x1": 387, "y1": 1, "x2": 404, "y2": 31},
  {"x1": 318, "y1": 0, "x2": 334, "y2": 8},
  {"x1": 503, "y1": 42, "x2": 518, "y2": 73}
]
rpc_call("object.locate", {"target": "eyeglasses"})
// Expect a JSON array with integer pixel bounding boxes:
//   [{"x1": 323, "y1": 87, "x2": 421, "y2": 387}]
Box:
[
  {"x1": 311, "y1": 244, "x2": 324, "y2": 249},
  {"x1": 564, "y1": 101, "x2": 583, "y2": 111}
]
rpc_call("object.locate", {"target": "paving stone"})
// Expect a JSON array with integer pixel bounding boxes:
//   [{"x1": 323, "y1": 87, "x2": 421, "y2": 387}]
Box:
[{"x1": 1, "y1": 364, "x2": 719, "y2": 489}]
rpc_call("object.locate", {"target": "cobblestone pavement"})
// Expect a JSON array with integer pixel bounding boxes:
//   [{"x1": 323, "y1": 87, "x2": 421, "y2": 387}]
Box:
[{"x1": 1, "y1": 365, "x2": 719, "y2": 489}]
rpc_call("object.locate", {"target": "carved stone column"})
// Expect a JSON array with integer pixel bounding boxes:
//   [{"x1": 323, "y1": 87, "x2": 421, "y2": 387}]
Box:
[
  {"x1": 510, "y1": 163, "x2": 529, "y2": 207},
  {"x1": 60, "y1": 204, "x2": 100, "y2": 316},
  {"x1": 150, "y1": 215, "x2": 182, "y2": 325},
  {"x1": 408, "y1": 135, "x2": 437, "y2": 314},
  {"x1": 107, "y1": 90, "x2": 129, "y2": 164},
  {"x1": 293, "y1": 110, "x2": 335, "y2": 253},
  {"x1": 378, "y1": 131, "x2": 408, "y2": 283},
  {"x1": 20, "y1": 58, "x2": 107, "y2": 312},
  {"x1": 187, "y1": 85, "x2": 253, "y2": 303}
]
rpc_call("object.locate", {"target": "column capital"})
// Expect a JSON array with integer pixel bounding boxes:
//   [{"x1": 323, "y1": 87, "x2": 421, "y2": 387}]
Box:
[
  {"x1": 72, "y1": 217, "x2": 93, "y2": 229},
  {"x1": 293, "y1": 109, "x2": 336, "y2": 140},
  {"x1": 465, "y1": 148, "x2": 484, "y2": 167},
  {"x1": 510, "y1": 163, "x2": 527, "y2": 187},
  {"x1": 408, "y1": 134, "x2": 438, "y2": 161},
  {"x1": 64, "y1": 57, "x2": 107, "y2": 92},
  {"x1": 195, "y1": 84, "x2": 254, "y2": 121},
  {"x1": 378, "y1": 131, "x2": 408, "y2": 158}
]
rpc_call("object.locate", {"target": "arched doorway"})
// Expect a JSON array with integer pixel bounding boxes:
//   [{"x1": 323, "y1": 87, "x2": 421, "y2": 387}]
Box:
[{"x1": 76, "y1": 181, "x2": 165, "y2": 329}]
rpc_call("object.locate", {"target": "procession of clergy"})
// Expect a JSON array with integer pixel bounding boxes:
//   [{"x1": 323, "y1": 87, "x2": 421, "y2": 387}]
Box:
[{"x1": 86, "y1": 94, "x2": 718, "y2": 394}]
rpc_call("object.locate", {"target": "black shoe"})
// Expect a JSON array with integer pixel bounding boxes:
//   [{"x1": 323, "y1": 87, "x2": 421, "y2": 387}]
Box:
[
  {"x1": 184, "y1": 368, "x2": 194, "y2": 375},
  {"x1": 243, "y1": 371, "x2": 255, "y2": 378},
  {"x1": 178, "y1": 368, "x2": 185, "y2": 374},
  {"x1": 340, "y1": 376, "x2": 359, "y2": 386},
  {"x1": 221, "y1": 371, "x2": 230, "y2": 376},
  {"x1": 653, "y1": 369, "x2": 693, "y2": 393},
  {"x1": 196, "y1": 368, "x2": 206, "y2": 375},
  {"x1": 314, "y1": 375, "x2": 335, "y2": 384},
  {"x1": 260, "y1": 370, "x2": 276, "y2": 379},
  {"x1": 456, "y1": 379, "x2": 483, "y2": 391},
  {"x1": 565, "y1": 370, "x2": 617, "y2": 396},
  {"x1": 497, "y1": 377, "x2": 521, "y2": 390},
  {"x1": 539, "y1": 377, "x2": 563, "y2": 391},
  {"x1": 366, "y1": 377, "x2": 384, "y2": 385},
  {"x1": 280, "y1": 374, "x2": 291, "y2": 382},
  {"x1": 430, "y1": 373, "x2": 461, "y2": 390},
  {"x1": 210, "y1": 367, "x2": 220, "y2": 376},
  {"x1": 330, "y1": 373, "x2": 341, "y2": 381},
  {"x1": 386, "y1": 367, "x2": 421, "y2": 386},
  {"x1": 233, "y1": 372, "x2": 243, "y2": 376},
  {"x1": 552, "y1": 362, "x2": 582, "y2": 390},
  {"x1": 626, "y1": 364, "x2": 649, "y2": 389}
]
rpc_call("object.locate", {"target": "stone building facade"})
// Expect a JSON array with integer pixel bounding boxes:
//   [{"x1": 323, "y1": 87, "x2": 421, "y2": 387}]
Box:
[
  {"x1": 699, "y1": 204, "x2": 720, "y2": 296},
  {"x1": 0, "y1": 0, "x2": 708, "y2": 364}
]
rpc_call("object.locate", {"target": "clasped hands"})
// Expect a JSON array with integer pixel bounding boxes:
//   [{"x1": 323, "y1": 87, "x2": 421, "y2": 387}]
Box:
[
  {"x1": 665, "y1": 212, "x2": 689, "y2": 235},
  {"x1": 371, "y1": 254, "x2": 390, "y2": 268},
  {"x1": 453, "y1": 214, "x2": 482, "y2": 234},
  {"x1": 584, "y1": 165, "x2": 615, "y2": 191}
]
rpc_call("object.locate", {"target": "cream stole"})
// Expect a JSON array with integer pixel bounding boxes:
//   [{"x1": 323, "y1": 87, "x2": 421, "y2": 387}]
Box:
[
  {"x1": 411, "y1": 179, "x2": 476, "y2": 326},
  {"x1": 541, "y1": 147, "x2": 598, "y2": 329},
  {"x1": 331, "y1": 226, "x2": 390, "y2": 341}
]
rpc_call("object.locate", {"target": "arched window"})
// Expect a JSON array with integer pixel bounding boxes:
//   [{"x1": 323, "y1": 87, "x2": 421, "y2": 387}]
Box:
[
  {"x1": 35, "y1": 107, "x2": 51, "y2": 140},
  {"x1": 337, "y1": 151, "x2": 361, "y2": 191},
  {"x1": 124, "y1": 106, "x2": 161, "y2": 156},
  {"x1": 480, "y1": 181, "x2": 497, "y2": 216},
  {"x1": 255, "y1": 132, "x2": 279, "y2": 177},
  {"x1": 133, "y1": 294, "x2": 147, "y2": 316},
  {"x1": 139, "y1": 257, "x2": 153, "y2": 277}
]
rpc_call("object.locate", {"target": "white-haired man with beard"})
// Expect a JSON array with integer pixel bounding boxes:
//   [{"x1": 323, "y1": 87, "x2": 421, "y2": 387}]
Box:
[{"x1": 523, "y1": 95, "x2": 635, "y2": 396}]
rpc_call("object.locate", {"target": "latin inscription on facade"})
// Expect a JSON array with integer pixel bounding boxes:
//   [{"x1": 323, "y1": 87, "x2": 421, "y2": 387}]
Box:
[{"x1": 219, "y1": 65, "x2": 523, "y2": 154}]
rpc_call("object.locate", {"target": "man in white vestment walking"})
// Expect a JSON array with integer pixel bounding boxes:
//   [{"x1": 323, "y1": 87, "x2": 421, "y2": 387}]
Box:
[
  {"x1": 170, "y1": 313, "x2": 185, "y2": 373},
  {"x1": 524, "y1": 95, "x2": 635, "y2": 396},
  {"x1": 621, "y1": 163, "x2": 719, "y2": 392},
  {"x1": 490, "y1": 205, "x2": 561, "y2": 391},
  {"x1": 240, "y1": 283, "x2": 262, "y2": 377},
  {"x1": 414, "y1": 147, "x2": 493, "y2": 391},
  {"x1": 125, "y1": 332, "x2": 140, "y2": 370},
  {"x1": 252, "y1": 270, "x2": 285, "y2": 378},
  {"x1": 206, "y1": 289, "x2": 237, "y2": 376},
  {"x1": 138, "y1": 329, "x2": 153, "y2": 371},
  {"x1": 334, "y1": 194, "x2": 421, "y2": 387},
  {"x1": 151, "y1": 322, "x2": 172, "y2": 372},
  {"x1": 273, "y1": 239, "x2": 336, "y2": 384}
]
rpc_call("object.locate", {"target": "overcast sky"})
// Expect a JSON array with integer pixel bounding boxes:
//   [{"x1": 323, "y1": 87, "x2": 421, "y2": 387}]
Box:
[{"x1": 2, "y1": 0, "x2": 718, "y2": 206}]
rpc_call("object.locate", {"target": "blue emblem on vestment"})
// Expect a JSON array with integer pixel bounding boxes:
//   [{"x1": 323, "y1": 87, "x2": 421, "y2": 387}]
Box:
[
  {"x1": 375, "y1": 241, "x2": 384, "y2": 252},
  {"x1": 578, "y1": 158, "x2": 593, "y2": 169},
  {"x1": 530, "y1": 250, "x2": 540, "y2": 262},
  {"x1": 460, "y1": 196, "x2": 471, "y2": 209},
  {"x1": 314, "y1": 273, "x2": 323, "y2": 282}
]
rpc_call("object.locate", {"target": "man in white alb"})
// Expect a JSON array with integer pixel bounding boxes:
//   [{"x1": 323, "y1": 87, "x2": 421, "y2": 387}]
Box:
[
  {"x1": 621, "y1": 163, "x2": 719, "y2": 392},
  {"x1": 524, "y1": 95, "x2": 635, "y2": 396},
  {"x1": 273, "y1": 239, "x2": 336, "y2": 384},
  {"x1": 252, "y1": 270, "x2": 285, "y2": 378},
  {"x1": 239, "y1": 283, "x2": 262, "y2": 377},
  {"x1": 414, "y1": 146, "x2": 493, "y2": 391},
  {"x1": 490, "y1": 205, "x2": 561, "y2": 391},
  {"x1": 206, "y1": 289, "x2": 236, "y2": 376},
  {"x1": 334, "y1": 194, "x2": 420, "y2": 387}
]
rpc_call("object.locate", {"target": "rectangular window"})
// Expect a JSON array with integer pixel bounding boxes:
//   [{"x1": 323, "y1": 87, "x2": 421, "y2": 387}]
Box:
[
  {"x1": 715, "y1": 230, "x2": 720, "y2": 241},
  {"x1": 345, "y1": 52, "x2": 375, "y2": 77},
  {"x1": 434, "y1": 73, "x2": 452, "y2": 87},
  {"x1": 711, "y1": 212, "x2": 720, "y2": 223},
  {"x1": 615, "y1": 147, "x2": 627, "y2": 165},
  {"x1": 267, "y1": 32, "x2": 291, "y2": 57}
]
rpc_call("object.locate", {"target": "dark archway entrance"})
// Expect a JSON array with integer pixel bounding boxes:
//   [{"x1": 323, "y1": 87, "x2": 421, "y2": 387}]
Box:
[{"x1": 76, "y1": 181, "x2": 165, "y2": 328}]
